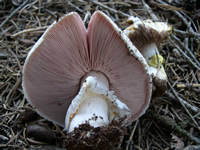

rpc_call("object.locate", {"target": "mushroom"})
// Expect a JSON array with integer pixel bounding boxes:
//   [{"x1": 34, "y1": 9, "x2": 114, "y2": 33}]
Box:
[
  {"x1": 124, "y1": 17, "x2": 173, "y2": 97},
  {"x1": 22, "y1": 11, "x2": 151, "y2": 136}
]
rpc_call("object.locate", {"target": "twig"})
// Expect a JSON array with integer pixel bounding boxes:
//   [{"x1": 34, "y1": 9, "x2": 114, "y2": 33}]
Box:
[
  {"x1": 183, "y1": 145, "x2": 200, "y2": 150},
  {"x1": 11, "y1": 26, "x2": 49, "y2": 38},
  {"x1": 147, "y1": 111, "x2": 200, "y2": 144},
  {"x1": 191, "y1": 71, "x2": 200, "y2": 87},
  {"x1": 181, "y1": 11, "x2": 199, "y2": 32},
  {"x1": 174, "y1": 29, "x2": 200, "y2": 38},
  {"x1": 168, "y1": 81, "x2": 200, "y2": 128},
  {"x1": 156, "y1": 0, "x2": 200, "y2": 40},
  {"x1": 176, "y1": 83, "x2": 200, "y2": 88},
  {"x1": 0, "y1": 26, "x2": 13, "y2": 38},
  {"x1": 0, "y1": 53, "x2": 8, "y2": 59},
  {"x1": 102, "y1": 1, "x2": 132, "y2": 7},
  {"x1": 170, "y1": 38, "x2": 200, "y2": 71},
  {"x1": 27, "y1": 145, "x2": 66, "y2": 150},
  {"x1": 141, "y1": 0, "x2": 159, "y2": 21},
  {"x1": 67, "y1": 1, "x2": 84, "y2": 13},
  {"x1": 171, "y1": 35, "x2": 200, "y2": 67},
  {"x1": 165, "y1": 92, "x2": 199, "y2": 113},
  {"x1": 6, "y1": 46, "x2": 22, "y2": 72},
  {"x1": 5, "y1": 78, "x2": 21, "y2": 106},
  {"x1": 83, "y1": 11, "x2": 91, "y2": 25},
  {"x1": 0, "y1": 0, "x2": 28, "y2": 29},
  {"x1": 92, "y1": 1, "x2": 130, "y2": 17},
  {"x1": 126, "y1": 120, "x2": 139, "y2": 150}
]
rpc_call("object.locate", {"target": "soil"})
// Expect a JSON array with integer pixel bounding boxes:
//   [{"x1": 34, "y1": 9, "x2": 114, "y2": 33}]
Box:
[{"x1": 66, "y1": 120, "x2": 126, "y2": 150}]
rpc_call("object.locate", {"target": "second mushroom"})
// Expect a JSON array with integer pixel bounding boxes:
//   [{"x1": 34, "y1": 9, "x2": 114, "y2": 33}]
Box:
[{"x1": 124, "y1": 17, "x2": 173, "y2": 97}]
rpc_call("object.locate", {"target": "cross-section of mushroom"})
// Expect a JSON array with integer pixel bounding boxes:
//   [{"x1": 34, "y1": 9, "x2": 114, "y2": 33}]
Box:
[
  {"x1": 22, "y1": 11, "x2": 152, "y2": 146},
  {"x1": 124, "y1": 17, "x2": 173, "y2": 97}
]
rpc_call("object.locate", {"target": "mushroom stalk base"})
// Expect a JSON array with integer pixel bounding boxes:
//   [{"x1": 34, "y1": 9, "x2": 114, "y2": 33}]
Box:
[
  {"x1": 65, "y1": 72, "x2": 131, "y2": 132},
  {"x1": 68, "y1": 95, "x2": 109, "y2": 132}
]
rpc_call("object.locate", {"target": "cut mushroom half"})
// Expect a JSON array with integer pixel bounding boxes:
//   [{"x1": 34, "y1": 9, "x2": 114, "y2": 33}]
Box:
[
  {"x1": 22, "y1": 11, "x2": 152, "y2": 135},
  {"x1": 124, "y1": 17, "x2": 173, "y2": 97}
]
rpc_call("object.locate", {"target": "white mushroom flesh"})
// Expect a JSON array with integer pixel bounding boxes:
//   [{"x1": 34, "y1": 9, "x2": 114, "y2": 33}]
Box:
[{"x1": 65, "y1": 72, "x2": 131, "y2": 132}]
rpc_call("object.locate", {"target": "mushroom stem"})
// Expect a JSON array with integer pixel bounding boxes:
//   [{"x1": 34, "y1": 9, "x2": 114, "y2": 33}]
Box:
[
  {"x1": 66, "y1": 71, "x2": 109, "y2": 132},
  {"x1": 68, "y1": 72, "x2": 110, "y2": 132},
  {"x1": 142, "y1": 43, "x2": 167, "y2": 81},
  {"x1": 68, "y1": 95, "x2": 109, "y2": 132},
  {"x1": 65, "y1": 71, "x2": 131, "y2": 132},
  {"x1": 143, "y1": 43, "x2": 159, "y2": 60}
]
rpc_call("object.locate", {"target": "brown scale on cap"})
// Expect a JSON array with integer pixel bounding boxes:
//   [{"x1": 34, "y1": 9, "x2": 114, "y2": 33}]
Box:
[{"x1": 127, "y1": 24, "x2": 169, "y2": 51}]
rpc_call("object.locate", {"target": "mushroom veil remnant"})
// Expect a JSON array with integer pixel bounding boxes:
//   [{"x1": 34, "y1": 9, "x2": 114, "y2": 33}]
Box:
[
  {"x1": 124, "y1": 17, "x2": 173, "y2": 97},
  {"x1": 22, "y1": 11, "x2": 151, "y2": 136}
]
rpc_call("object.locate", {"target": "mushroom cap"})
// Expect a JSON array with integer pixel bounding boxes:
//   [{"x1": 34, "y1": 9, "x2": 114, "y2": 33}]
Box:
[
  {"x1": 22, "y1": 11, "x2": 152, "y2": 127},
  {"x1": 124, "y1": 18, "x2": 173, "y2": 51}
]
